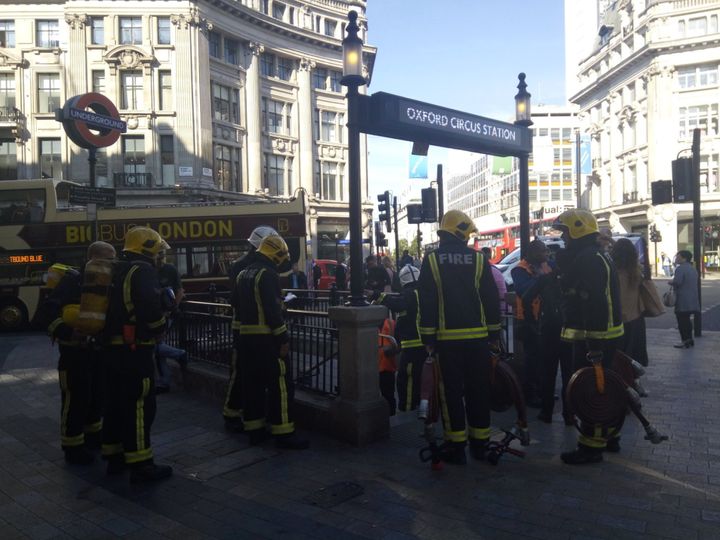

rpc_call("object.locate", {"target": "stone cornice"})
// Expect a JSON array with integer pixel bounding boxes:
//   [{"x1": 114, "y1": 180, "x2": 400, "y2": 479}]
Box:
[
  {"x1": 64, "y1": 13, "x2": 88, "y2": 30},
  {"x1": 103, "y1": 45, "x2": 156, "y2": 75}
]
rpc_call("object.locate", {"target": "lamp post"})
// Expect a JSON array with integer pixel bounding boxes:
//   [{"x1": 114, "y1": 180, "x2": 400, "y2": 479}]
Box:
[
  {"x1": 514, "y1": 73, "x2": 533, "y2": 260},
  {"x1": 341, "y1": 10, "x2": 368, "y2": 306}
]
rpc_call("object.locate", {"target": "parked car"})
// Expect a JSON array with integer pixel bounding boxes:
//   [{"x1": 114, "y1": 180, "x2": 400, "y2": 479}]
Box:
[{"x1": 313, "y1": 259, "x2": 338, "y2": 290}]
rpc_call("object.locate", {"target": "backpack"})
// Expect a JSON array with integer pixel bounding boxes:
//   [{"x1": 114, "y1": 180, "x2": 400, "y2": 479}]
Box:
[
  {"x1": 46, "y1": 263, "x2": 76, "y2": 289},
  {"x1": 75, "y1": 258, "x2": 114, "y2": 336}
]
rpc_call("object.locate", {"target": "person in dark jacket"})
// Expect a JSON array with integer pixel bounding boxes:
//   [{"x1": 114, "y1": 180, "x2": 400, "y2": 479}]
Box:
[
  {"x1": 335, "y1": 258, "x2": 348, "y2": 290},
  {"x1": 237, "y1": 235, "x2": 308, "y2": 449},
  {"x1": 102, "y1": 227, "x2": 172, "y2": 482},
  {"x1": 37, "y1": 241, "x2": 116, "y2": 465},
  {"x1": 670, "y1": 250, "x2": 700, "y2": 348},
  {"x1": 552, "y1": 209, "x2": 624, "y2": 465},
  {"x1": 365, "y1": 254, "x2": 391, "y2": 294},
  {"x1": 400, "y1": 250, "x2": 414, "y2": 268},
  {"x1": 418, "y1": 210, "x2": 501, "y2": 465}
]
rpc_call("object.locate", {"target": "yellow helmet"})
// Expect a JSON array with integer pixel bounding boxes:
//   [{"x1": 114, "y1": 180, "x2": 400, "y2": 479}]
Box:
[
  {"x1": 552, "y1": 209, "x2": 599, "y2": 240},
  {"x1": 123, "y1": 227, "x2": 170, "y2": 259},
  {"x1": 438, "y1": 210, "x2": 477, "y2": 241},
  {"x1": 257, "y1": 234, "x2": 290, "y2": 268}
]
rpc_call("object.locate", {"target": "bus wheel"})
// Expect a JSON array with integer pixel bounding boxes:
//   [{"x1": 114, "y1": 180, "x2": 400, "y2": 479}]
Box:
[{"x1": 0, "y1": 302, "x2": 27, "y2": 331}]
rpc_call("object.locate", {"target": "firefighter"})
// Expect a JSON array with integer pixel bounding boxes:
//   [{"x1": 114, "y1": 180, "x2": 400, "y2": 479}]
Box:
[
  {"x1": 237, "y1": 235, "x2": 308, "y2": 449},
  {"x1": 418, "y1": 210, "x2": 501, "y2": 464},
  {"x1": 102, "y1": 227, "x2": 172, "y2": 482},
  {"x1": 37, "y1": 241, "x2": 116, "y2": 465},
  {"x1": 552, "y1": 209, "x2": 624, "y2": 465},
  {"x1": 378, "y1": 264, "x2": 424, "y2": 412},
  {"x1": 224, "y1": 225, "x2": 279, "y2": 433}
]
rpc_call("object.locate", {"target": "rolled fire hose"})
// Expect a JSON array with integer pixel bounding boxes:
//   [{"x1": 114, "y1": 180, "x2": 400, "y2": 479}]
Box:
[{"x1": 489, "y1": 356, "x2": 530, "y2": 445}]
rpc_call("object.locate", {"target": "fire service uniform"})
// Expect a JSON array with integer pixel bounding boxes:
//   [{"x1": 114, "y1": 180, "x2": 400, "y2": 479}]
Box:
[
  {"x1": 101, "y1": 227, "x2": 172, "y2": 482},
  {"x1": 418, "y1": 210, "x2": 501, "y2": 464},
  {"x1": 552, "y1": 209, "x2": 624, "y2": 465},
  {"x1": 224, "y1": 226, "x2": 278, "y2": 432},
  {"x1": 236, "y1": 235, "x2": 308, "y2": 449}
]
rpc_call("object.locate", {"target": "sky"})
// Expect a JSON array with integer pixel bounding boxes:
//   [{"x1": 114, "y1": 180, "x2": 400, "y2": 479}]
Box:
[{"x1": 364, "y1": 0, "x2": 567, "y2": 203}]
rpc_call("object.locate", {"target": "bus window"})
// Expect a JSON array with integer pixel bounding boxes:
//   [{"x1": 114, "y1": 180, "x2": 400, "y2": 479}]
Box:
[{"x1": 0, "y1": 189, "x2": 46, "y2": 224}]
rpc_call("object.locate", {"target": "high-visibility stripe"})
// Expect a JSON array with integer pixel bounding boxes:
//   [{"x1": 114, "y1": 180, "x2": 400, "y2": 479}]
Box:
[
  {"x1": 84, "y1": 420, "x2": 102, "y2": 434},
  {"x1": 428, "y1": 253, "x2": 445, "y2": 333},
  {"x1": 475, "y1": 253, "x2": 487, "y2": 329},
  {"x1": 437, "y1": 364, "x2": 452, "y2": 439},
  {"x1": 278, "y1": 358, "x2": 289, "y2": 427},
  {"x1": 560, "y1": 325, "x2": 624, "y2": 341},
  {"x1": 271, "y1": 324, "x2": 287, "y2": 336},
  {"x1": 125, "y1": 448, "x2": 153, "y2": 464},
  {"x1": 255, "y1": 269, "x2": 266, "y2": 326},
  {"x1": 136, "y1": 377, "x2": 150, "y2": 456},
  {"x1": 101, "y1": 443, "x2": 123, "y2": 457},
  {"x1": 579, "y1": 425, "x2": 607, "y2": 448},
  {"x1": 62, "y1": 433, "x2": 85, "y2": 447},
  {"x1": 108, "y1": 337, "x2": 156, "y2": 346},
  {"x1": 487, "y1": 323, "x2": 501, "y2": 332},
  {"x1": 147, "y1": 316, "x2": 166, "y2": 329},
  {"x1": 48, "y1": 317, "x2": 63, "y2": 336},
  {"x1": 123, "y1": 266, "x2": 140, "y2": 323},
  {"x1": 405, "y1": 361, "x2": 413, "y2": 410},
  {"x1": 419, "y1": 326, "x2": 437, "y2": 335},
  {"x1": 59, "y1": 370, "x2": 73, "y2": 445},
  {"x1": 469, "y1": 426, "x2": 491, "y2": 441},
  {"x1": 223, "y1": 349, "x2": 241, "y2": 418},
  {"x1": 414, "y1": 289, "x2": 422, "y2": 344},
  {"x1": 444, "y1": 429, "x2": 467, "y2": 443},
  {"x1": 238, "y1": 325, "x2": 272, "y2": 335},
  {"x1": 437, "y1": 328, "x2": 488, "y2": 340},
  {"x1": 271, "y1": 422, "x2": 295, "y2": 435},
  {"x1": 231, "y1": 320, "x2": 242, "y2": 330},
  {"x1": 401, "y1": 339, "x2": 423, "y2": 349},
  {"x1": 244, "y1": 418, "x2": 266, "y2": 431}
]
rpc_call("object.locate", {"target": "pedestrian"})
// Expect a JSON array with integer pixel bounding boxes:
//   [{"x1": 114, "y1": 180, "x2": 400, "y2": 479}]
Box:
[
  {"x1": 382, "y1": 256, "x2": 399, "y2": 291},
  {"x1": 312, "y1": 260, "x2": 322, "y2": 290},
  {"x1": 237, "y1": 235, "x2": 308, "y2": 449},
  {"x1": 365, "y1": 254, "x2": 391, "y2": 296},
  {"x1": 418, "y1": 210, "x2": 501, "y2": 464},
  {"x1": 552, "y1": 209, "x2": 624, "y2": 465},
  {"x1": 400, "y1": 249, "x2": 414, "y2": 268},
  {"x1": 661, "y1": 252, "x2": 673, "y2": 277},
  {"x1": 335, "y1": 257, "x2": 348, "y2": 290},
  {"x1": 102, "y1": 227, "x2": 173, "y2": 482},
  {"x1": 155, "y1": 255, "x2": 186, "y2": 393},
  {"x1": 285, "y1": 262, "x2": 307, "y2": 290},
  {"x1": 612, "y1": 238, "x2": 650, "y2": 366},
  {"x1": 224, "y1": 226, "x2": 279, "y2": 433},
  {"x1": 511, "y1": 240, "x2": 552, "y2": 408},
  {"x1": 670, "y1": 250, "x2": 700, "y2": 348},
  {"x1": 378, "y1": 313, "x2": 398, "y2": 415},
  {"x1": 37, "y1": 241, "x2": 116, "y2": 465}
]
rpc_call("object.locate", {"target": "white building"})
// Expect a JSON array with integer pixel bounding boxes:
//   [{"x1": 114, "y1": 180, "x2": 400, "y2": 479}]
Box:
[
  {"x1": 0, "y1": 0, "x2": 376, "y2": 259},
  {"x1": 566, "y1": 0, "x2": 720, "y2": 268}
]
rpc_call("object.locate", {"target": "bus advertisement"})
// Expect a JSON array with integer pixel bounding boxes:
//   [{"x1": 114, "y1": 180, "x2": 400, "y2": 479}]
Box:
[{"x1": 0, "y1": 179, "x2": 308, "y2": 330}]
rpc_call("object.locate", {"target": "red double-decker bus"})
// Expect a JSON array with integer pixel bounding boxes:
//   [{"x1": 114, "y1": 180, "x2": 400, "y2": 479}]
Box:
[{"x1": 474, "y1": 219, "x2": 558, "y2": 263}]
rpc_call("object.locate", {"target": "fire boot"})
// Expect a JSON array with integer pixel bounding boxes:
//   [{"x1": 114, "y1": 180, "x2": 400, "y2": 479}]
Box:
[
  {"x1": 224, "y1": 418, "x2": 245, "y2": 434},
  {"x1": 105, "y1": 454, "x2": 126, "y2": 475},
  {"x1": 84, "y1": 431, "x2": 102, "y2": 450},
  {"x1": 469, "y1": 439, "x2": 488, "y2": 461},
  {"x1": 246, "y1": 429, "x2": 269, "y2": 446},
  {"x1": 275, "y1": 433, "x2": 309, "y2": 450},
  {"x1": 64, "y1": 446, "x2": 95, "y2": 465},
  {"x1": 129, "y1": 461, "x2": 173, "y2": 484},
  {"x1": 561, "y1": 444, "x2": 603, "y2": 465},
  {"x1": 438, "y1": 442, "x2": 467, "y2": 465}
]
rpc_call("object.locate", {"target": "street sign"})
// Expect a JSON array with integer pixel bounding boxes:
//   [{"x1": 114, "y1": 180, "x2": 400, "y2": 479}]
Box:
[
  {"x1": 56, "y1": 93, "x2": 126, "y2": 149},
  {"x1": 68, "y1": 184, "x2": 116, "y2": 207}
]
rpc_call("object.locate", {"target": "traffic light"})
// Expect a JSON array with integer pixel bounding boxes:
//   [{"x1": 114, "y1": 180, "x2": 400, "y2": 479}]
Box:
[
  {"x1": 421, "y1": 187, "x2": 438, "y2": 222},
  {"x1": 417, "y1": 229, "x2": 423, "y2": 244},
  {"x1": 377, "y1": 191, "x2": 392, "y2": 232},
  {"x1": 375, "y1": 222, "x2": 387, "y2": 247},
  {"x1": 649, "y1": 225, "x2": 662, "y2": 243},
  {"x1": 672, "y1": 158, "x2": 693, "y2": 202},
  {"x1": 651, "y1": 180, "x2": 672, "y2": 206},
  {"x1": 407, "y1": 203, "x2": 424, "y2": 224}
]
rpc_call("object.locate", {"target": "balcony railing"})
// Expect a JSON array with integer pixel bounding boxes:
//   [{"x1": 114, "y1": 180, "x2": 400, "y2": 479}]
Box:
[
  {"x1": 113, "y1": 172, "x2": 156, "y2": 188},
  {"x1": 623, "y1": 191, "x2": 638, "y2": 204},
  {"x1": 592, "y1": 158, "x2": 602, "y2": 169},
  {"x1": 0, "y1": 106, "x2": 21, "y2": 123}
]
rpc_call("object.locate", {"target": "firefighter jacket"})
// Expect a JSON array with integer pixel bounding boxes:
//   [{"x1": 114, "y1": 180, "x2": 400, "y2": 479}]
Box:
[
  {"x1": 558, "y1": 235, "x2": 624, "y2": 347},
  {"x1": 37, "y1": 268, "x2": 81, "y2": 345},
  {"x1": 229, "y1": 250, "x2": 257, "y2": 331},
  {"x1": 104, "y1": 254, "x2": 166, "y2": 347},
  {"x1": 233, "y1": 255, "x2": 288, "y2": 345},
  {"x1": 418, "y1": 238, "x2": 501, "y2": 345},
  {"x1": 378, "y1": 286, "x2": 422, "y2": 350}
]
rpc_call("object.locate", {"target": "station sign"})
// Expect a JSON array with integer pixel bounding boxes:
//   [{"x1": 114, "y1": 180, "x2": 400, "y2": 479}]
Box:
[{"x1": 56, "y1": 93, "x2": 127, "y2": 149}]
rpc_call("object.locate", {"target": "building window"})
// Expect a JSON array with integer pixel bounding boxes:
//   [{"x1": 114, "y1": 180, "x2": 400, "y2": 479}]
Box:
[
  {"x1": 261, "y1": 0, "x2": 269, "y2": 14},
  {"x1": 40, "y1": 138, "x2": 61, "y2": 179},
  {"x1": 0, "y1": 73, "x2": 15, "y2": 111},
  {"x1": 313, "y1": 67, "x2": 328, "y2": 90},
  {"x1": 260, "y1": 53, "x2": 294, "y2": 81},
  {"x1": 90, "y1": 16, "x2": 104, "y2": 45},
  {"x1": 119, "y1": 16, "x2": 142, "y2": 45},
  {"x1": 277, "y1": 57, "x2": 294, "y2": 81},
  {"x1": 272, "y1": 2, "x2": 286, "y2": 20},
  {"x1": 37, "y1": 74, "x2": 60, "y2": 113},
  {"x1": 688, "y1": 16, "x2": 708, "y2": 37},
  {"x1": 712, "y1": 15, "x2": 719, "y2": 34},
  {"x1": 324, "y1": 19, "x2": 337, "y2": 37},
  {"x1": 679, "y1": 104, "x2": 719, "y2": 139},
  {"x1": 678, "y1": 64, "x2": 719, "y2": 89},
  {"x1": 0, "y1": 138, "x2": 16, "y2": 180},
  {"x1": 95, "y1": 147, "x2": 108, "y2": 186},
  {"x1": 262, "y1": 98, "x2": 291, "y2": 135},
  {"x1": 36, "y1": 20, "x2": 59, "y2": 48},
  {"x1": 122, "y1": 136, "x2": 146, "y2": 176},
  {"x1": 157, "y1": 17, "x2": 171, "y2": 44},
  {"x1": 92, "y1": 70, "x2": 105, "y2": 94},
  {"x1": 314, "y1": 161, "x2": 343, "y2": 201},
  {"x1": 329, "y1": 70, "x2": 342, "y2": 92},
  {"x1": 214, "y1": 143, "x2": 240, "y2": 191},
  {"x1": 209, "y1": 32, "x2": 221, "y2": 58},
  {"x1": 260, "y1": 52, "x2": 275, "y2": 77},
  {"x1": 289, "y1": 7, "x2": 295, "y2": 25},
  {"x1": 315, "y1": 110, "x2": 344, "y2": 143},
  {"x1": 159, "y1": 71, "x2": 172, "y2": 111},
  {"x1": 263, "y1": 154, "x2": 291, "y2": 196},
  {"x1": 224, "y1": 38, "x2": 239, "y2": 65},
  {"x1": 0, "y1": 21, "x2": 15, "y2": 48},
  {"x1": 160, "y1": 135, "x2": 174, "y2": 185},
  {"x1": 120, "y1": 70, "x2": 143, "y2": 110},
  {"x1": 212, "y1": 82, "x2": 240, "y2": 123}
]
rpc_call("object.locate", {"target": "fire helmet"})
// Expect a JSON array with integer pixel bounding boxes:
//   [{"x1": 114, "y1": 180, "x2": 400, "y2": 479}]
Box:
[
  {"x1": 123, "y1": 227, "x2": 170, "y2": 259},
  {"x1": 552, "y1": 209, "x2": 599, "y2": 240},
  {"x1": 399, "y1": 264, "x2": 420, "y2": 287},
  {"x1": 248, "y1": 226, "x2": 279, "y2": 249},
  {"x1": 257, "y1": 235, "x2": 290, "y2": 268},
  {"x1": 438, "y1": 210, "x2": 477, "y2": 242}
]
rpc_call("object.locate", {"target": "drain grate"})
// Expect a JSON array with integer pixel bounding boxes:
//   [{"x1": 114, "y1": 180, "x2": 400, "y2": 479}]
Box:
[{"x1": 304, "y1": 481, "x2": 364, "y2": 509}]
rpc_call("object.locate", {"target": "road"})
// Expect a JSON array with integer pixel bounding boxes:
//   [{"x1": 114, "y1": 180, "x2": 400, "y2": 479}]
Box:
[{"x1": 646, "y1": 276, "x2": 720, "y2": 332}]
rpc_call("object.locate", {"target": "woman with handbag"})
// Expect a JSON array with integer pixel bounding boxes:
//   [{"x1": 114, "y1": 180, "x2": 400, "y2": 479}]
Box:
[
  {"x1": 611, "y1": 239, "x2": 650, "y2": 366},
  {"x1": 670, "y1": 250, "x2": 700, "y2": 348}
]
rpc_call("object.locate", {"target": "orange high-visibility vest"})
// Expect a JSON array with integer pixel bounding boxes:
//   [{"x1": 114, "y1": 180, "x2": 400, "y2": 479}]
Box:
[{"x1": 378, "y1": 318, "x2": 397, "y2": 373}]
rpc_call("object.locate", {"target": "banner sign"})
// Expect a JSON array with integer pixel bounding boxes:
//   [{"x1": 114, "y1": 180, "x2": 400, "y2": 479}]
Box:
[{"x1": 409, "y1": 155, "x2": 428, "y2": 178}]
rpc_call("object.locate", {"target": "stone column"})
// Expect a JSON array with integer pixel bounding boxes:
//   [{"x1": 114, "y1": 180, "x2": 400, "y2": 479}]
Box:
[
  {"x1": 297, "y1": 57, "x2": 315, "y2": 194},
  {"x1": 328, "y1": 305, "x2": 389, "y2": 445},
  {"x1": 246, "y1": 42, "x2": 264, "y2": 193},
  {"x1": 64, "y1": 14, "x2": 89, "y2": 182}
]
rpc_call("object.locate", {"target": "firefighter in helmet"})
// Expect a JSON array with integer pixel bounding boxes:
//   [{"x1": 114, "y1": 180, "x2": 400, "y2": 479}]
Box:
[
  {"x1": 102, "y1": 226, "x2": 173, "y2": 482},
  {"x1": 236, "y1": 234, "x2": 308, "y2": 449},
  {"x1": 418, "y1": 210, "x2": 501, "y2": 464},
  {"x1": 552, "y1": 209, "x2": 624, "y2": 465},
  {"x1": 224, "y1": 225, "x2": 280, "y2": 433}
]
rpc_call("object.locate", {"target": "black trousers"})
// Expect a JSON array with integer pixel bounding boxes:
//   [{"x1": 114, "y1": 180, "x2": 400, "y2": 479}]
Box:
[
  {"x1": 241, "y1": 336, "x2": 295, "y2": 436},
  {"x1": 101, "y1": 346, "x2": 156, "y2": 465},
  {"x1": 223, "y1": 334, "x2": 243, "y2": 421},
  {"x1": 519, "y1": 325, "x2": 541, "y2": 400},
  {"x1": 676, "y1": 311, "x2": 693, "y2": 342},
  {"x1": 537, "y1": 328, "x2": 569, "y2": 418},
  {"x1": 396, "y1": 348, "x2": 426, "y2": 412},
  {"x1": 379, "y1": 371, "x2": 396, "y2": 416},
  {"x1": 58, "y1": 345, "x2": 103, "y2": 449},
  {"x1": 436, "y1": 339, "x2": 491, "y2": 444}
]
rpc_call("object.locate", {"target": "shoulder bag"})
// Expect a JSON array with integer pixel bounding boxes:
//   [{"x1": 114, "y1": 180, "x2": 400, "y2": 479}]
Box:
[
  {"x1": 639, "y1": 279, "x2": 665, "y2": 317},
  {"x1": 662, "y1": 286, "x2": 676, "y2": 308}
]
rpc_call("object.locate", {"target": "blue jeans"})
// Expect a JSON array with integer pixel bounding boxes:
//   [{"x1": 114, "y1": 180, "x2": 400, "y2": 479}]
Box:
[{"x1": 155, "y1": 343, "x2": 188, "y2": 388}]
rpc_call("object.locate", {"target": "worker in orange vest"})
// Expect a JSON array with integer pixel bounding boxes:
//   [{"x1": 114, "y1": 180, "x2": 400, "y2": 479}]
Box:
[{"x1": 378, "y1": 314, "x2": 398, "y2": 415}]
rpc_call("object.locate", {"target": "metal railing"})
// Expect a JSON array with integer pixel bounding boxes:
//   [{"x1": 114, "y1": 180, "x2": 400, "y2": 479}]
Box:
[
  {"x1": 113, "y1": 172, "x2": 156, "y2": 188},
  {"x1": 623, "y1": 191, "x2": 638, "y2": 204},
  {"x1": 0, "y1": 106, "x2": 21, "y2": 122}
]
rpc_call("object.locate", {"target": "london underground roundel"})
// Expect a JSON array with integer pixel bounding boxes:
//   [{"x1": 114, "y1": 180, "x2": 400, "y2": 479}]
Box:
[{"x1": 56, "y1": 93, "x2": 127, "y2": 149}]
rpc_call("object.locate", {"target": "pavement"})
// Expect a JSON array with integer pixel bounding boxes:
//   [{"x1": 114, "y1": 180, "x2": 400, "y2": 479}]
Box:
[{"x1": 2, "y1": 330, "x2": 720, "y2": 539}]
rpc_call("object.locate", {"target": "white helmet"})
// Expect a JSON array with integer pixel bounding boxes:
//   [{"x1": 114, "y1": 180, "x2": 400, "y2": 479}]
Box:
[
  {"x1": 399, "y1": 264, "x2": 420, "y2": 287},
  {"x1": 248, "y1": 226, "x2": 279, "y2": 249}
]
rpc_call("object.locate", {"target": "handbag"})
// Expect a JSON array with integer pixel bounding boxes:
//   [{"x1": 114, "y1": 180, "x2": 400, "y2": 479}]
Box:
[
  {"x1": 639, "y1": 279, "x2": 665, "y2": 317},
  {"x1": 662, "y1": 287, "x2": 676, "y2": 308}
]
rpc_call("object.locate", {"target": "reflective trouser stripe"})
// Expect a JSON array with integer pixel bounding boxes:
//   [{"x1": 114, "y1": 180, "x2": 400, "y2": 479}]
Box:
[
  {"x1": 102, "y1": 443, "x2": 123, "y2": 457},
  {"x1": 405, "y1": 362, "x2": 413, "y2": 411},
  {"x1": 444, "y1": 429, "x2": 467, "y2": 443},
  {"x1": 469, "y1": 426, "x2": 491, "y2": 441},
  {"x1": 60, "y1": 370, "x2": 84, "y2": 448},
  {"x1": 223, "y1": 349, "x2": 243, "y2": 418},
  {"x1": 271, "y1": 357, "x2": 294, "y2": 435},
  {"x1": 126, "y1": 377, "x2": 151, "y2": 463},
  {"x1": 125, "y1": 448, "x2": 153, "y2": 464},
  {"x1": 401, "y1": 339, "x2": 423, "y2": 349},
  {"x1": 578, "y1": 425, "x2": 618, "y2": 449},
  {"x1": 437, "y1": 377, "x2": 465, "y2": 442},
  {"x1": 244, "y1": 418, "x2": 266, "y2": 431},
  {"x1": 84, "y1": 420, "x2": 102, "y2": 434}
]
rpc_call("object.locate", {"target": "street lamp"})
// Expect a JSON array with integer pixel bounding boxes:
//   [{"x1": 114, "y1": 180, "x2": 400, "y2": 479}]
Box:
[
  {"x1": 341, "y1": 10, "x2": 368, "y2": 306},
  {"x1": 514, "y1": 72, "x2": 533, "y2": 260}
]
